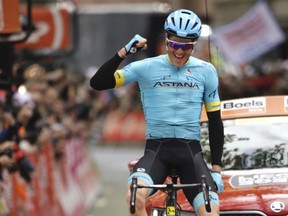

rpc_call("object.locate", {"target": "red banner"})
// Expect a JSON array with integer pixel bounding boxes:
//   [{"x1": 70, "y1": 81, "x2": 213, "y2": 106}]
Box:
[
  {"x1": 15, "y1": 4, "x2": 74, "y2": 51},
  {"x1": 0, "y1": 0, "x2": 21, "y2": 34}
]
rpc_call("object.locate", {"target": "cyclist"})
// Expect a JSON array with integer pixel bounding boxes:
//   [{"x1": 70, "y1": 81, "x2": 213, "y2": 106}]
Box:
[{"x1": 90, "y1": 9, "x2": 224, "y2": 216}]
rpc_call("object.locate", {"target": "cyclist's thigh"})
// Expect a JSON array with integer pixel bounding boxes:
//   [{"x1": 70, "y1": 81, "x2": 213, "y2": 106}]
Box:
[
  {"x1": 178, "y1": 140, "x2": 216, "y2": 202},
  {"x1": 131, "y1": 139, "x2": 169, "y2": 185},
  {"x1": 193, "y1": 150, "x2": 216, "y2": 191}
]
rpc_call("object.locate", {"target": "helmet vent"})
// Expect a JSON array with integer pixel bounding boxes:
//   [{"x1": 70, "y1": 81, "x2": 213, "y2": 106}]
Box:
[
  {"x1": 192, "y1": 22, "x2": 198, "y2": 29},
  {"x1": 185, "y1": 19, "x2": 190, "y2": 30},
  {"x1": 171, "y1": 17, "x2": 175, "y2": 27},
  {"x1": 179, "y1": 18, "x2": 182, "y2": 29},
  {"x1": 182, "y1": 11, "x2": 191, "y2": 15}
]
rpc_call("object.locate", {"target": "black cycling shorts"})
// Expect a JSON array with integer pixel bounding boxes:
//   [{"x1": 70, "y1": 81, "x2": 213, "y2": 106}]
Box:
[{"x1": 131, "y1": 138, "x2": 217, "y2": 205}]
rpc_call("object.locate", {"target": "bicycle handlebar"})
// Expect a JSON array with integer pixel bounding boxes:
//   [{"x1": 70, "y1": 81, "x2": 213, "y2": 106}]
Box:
[
  {"x1": 130, "y1": 177, "x2": 138, "y2": 214},
  {"x1": 136, "y1": 182, "x2": 202, "y2": 189},
  {"x1": 201, "y1": 175, "x2": 211, "y2": 213},
  {"x1": 129, "y1": 175, "x2": 211, "y2": 214}
]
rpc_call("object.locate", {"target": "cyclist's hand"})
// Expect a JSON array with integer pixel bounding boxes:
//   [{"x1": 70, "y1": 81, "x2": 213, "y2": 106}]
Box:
[
  {"x1": 124, "y1": 34, "x2": 147, "y2": 55},
  {"x1": 211, "y1": 172, "x2": 224, "y2": 193}
]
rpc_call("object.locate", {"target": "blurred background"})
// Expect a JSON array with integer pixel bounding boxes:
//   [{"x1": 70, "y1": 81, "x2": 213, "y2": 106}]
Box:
[{"x1": 0, "y1": 0, "x2": 287, "y2": 215}]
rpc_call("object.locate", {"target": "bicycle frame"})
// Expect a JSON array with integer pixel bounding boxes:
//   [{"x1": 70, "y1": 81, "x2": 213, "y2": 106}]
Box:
[{"x1": 130, "y1": 174, "x2": 211, "y2": 216}]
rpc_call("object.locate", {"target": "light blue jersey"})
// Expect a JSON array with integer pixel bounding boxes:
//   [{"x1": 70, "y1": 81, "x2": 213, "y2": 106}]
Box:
[{"x1": 114, "y1": 54, "x2": 221, "y2": 140}]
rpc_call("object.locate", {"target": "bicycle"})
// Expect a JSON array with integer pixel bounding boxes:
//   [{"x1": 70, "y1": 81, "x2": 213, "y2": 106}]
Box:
[{"x1": 129, "y1": 169, "x2": 211, "y2": 216}]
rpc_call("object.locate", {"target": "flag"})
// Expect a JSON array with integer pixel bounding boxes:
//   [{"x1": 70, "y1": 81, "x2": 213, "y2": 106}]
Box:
[{"x1": 212, "y1": 1, "x2": 286, "y2": 65}]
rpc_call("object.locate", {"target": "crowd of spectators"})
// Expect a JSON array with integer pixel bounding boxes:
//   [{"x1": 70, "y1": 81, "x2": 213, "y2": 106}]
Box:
[
  {"x1": 218, "y1": 58, "x2": 288, "y2": 99},
  {"x1": 0, "y1": 61, "x2": 96, "y2": 182}
]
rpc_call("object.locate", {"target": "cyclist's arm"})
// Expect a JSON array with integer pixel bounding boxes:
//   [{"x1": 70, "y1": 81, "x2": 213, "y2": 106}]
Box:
[
  {"x1": 207, "y1": 110, "x2": 224, "y2": 172},
  {"x1": 90, "y1": 34, "x2": 146, "y2": 90},
  {"x1": 202, "y1": 62, "x2": 224, "y2": 171},
  {"x1": 89, "y1": 50, "x2": 125, "y2": 90}
]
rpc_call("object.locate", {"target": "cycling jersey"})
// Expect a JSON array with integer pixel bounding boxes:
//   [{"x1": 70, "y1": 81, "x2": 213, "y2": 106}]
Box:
[{"x1": 114, "y1": 54, "x2": 220, "y2": 141}]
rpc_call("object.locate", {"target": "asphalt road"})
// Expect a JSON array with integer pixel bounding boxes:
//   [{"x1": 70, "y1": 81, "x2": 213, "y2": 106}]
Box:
[{"x1": 85, "y1": 144, "x2": 144, "y2": 216}]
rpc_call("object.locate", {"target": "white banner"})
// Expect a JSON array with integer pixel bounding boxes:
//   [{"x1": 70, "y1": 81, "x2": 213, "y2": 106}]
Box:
[{"x1": 212, "y1": 1, "x2": 286, "y2": 65}]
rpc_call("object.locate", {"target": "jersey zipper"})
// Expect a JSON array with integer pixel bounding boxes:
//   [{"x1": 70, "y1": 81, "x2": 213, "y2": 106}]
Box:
[{"x1": 173, "y1": 67, "x2": 180, "y2": 137}]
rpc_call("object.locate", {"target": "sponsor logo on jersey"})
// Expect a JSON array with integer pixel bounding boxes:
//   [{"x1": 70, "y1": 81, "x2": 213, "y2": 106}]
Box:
[
  {"x1": 185, "y1": 68, "x2": 192, "y2": 74},
  {"x1": 153, "y1": 82, "x2": 199, "y2": 88},
  {"x1": 161, "y1": 75, "x2": 172, "y2": 80},
  {"x1": 206, "y1": 101, "x2": 221, "y2": 112},
  {"x1": 208, "y1": 90, "x2": 217, "y2": 99}
]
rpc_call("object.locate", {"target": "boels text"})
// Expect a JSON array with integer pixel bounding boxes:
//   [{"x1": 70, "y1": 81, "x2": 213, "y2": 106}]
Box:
[{"x1": 223, "y1": 99, "x2": 264, "y2": 110}]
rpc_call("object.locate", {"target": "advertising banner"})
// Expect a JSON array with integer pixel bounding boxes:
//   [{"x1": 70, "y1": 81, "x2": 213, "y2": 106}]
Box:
[
  {"x1": 0, "y1": 0, "x2": 21, "y2": 34},
  {"x1": 15, "y1": 5, "x2": 74, "y2": 52},
  {"x1": 213, "y1": 1, "x2": 286, "y2": 65}
]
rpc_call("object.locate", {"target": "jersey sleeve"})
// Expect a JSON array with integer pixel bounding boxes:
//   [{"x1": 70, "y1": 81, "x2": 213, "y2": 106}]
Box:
[
  {"x1": 203, "y1": 63, "x2": 221, "y2": 112},
  {"x1": 114, "y1": 61, "x2": 141, "y2": 88}
]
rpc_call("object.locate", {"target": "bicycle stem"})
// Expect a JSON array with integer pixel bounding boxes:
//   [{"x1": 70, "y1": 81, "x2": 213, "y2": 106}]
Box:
[{"x1": 165, "y1": 183, "x2": 177, "y2": 216}]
